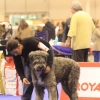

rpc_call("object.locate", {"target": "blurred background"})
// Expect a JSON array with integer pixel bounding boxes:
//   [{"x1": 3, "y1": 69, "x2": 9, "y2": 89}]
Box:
[{"x1": 0, "y1": 0, "x2": 99, "y2": 28}]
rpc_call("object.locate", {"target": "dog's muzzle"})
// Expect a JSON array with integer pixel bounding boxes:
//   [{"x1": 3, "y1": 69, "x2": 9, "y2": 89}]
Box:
[{"x1": 37, "y1": 66, "x2": 44, "y2": 72}]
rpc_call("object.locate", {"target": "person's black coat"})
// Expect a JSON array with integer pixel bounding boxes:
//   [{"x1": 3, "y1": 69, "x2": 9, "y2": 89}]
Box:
[
  {"x1": 42, "y1": 21, "x2": 55, "y2": 41},
  {"x1": 62, "y1": 18, "x2": 71, "y2": 42}
]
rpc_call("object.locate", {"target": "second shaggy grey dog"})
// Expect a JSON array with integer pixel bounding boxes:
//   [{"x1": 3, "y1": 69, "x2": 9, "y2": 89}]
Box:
[{"x1": 28, "y1": 50, "x2": 80, "y2": 100}]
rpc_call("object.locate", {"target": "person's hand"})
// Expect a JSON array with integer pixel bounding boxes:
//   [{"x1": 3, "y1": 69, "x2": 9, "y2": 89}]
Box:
[
  {"x1": 61, "y1": 42, "x2": 65, "y2": 47},
  {"x1": 23, "y1": 78, "x2": 30, "y2": 85},
  {"x1": 44, "y1": 66, "x2": 51, "y2": 73},
  {"x1": 65, "y1": 40, "x2": 70, "y2": 47}
]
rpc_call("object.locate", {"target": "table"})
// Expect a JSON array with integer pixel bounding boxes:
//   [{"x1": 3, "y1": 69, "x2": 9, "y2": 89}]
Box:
[{"x1": 52, "y1": 45, "x2": 72, "y2": 58}]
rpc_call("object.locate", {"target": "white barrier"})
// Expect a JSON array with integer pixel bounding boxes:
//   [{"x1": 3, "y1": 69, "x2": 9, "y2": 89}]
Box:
[{"x1": 60, "y1": 62, "x2": 100, "y2": 100}]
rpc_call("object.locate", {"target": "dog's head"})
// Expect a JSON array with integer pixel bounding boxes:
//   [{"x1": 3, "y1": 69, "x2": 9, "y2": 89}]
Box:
[{"x1": 28, "y1": 50, "x2": 49, "y2": 74}]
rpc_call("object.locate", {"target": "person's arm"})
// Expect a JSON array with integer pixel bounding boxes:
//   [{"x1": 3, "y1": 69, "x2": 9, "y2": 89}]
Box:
[
  {"x1": 47, "y1": 47, "x2": 54, "y2": 68},
  {"x1": 38, "y1": 43, "x2": 54, "y2": 73},
  {"x1": 37, "y1": 41, "x2": 53, "y2": 72},
  {"x1": 30, "y1": 37, "x2": 54, "y2": 72},
  {"x1": 37, "y1": 42, "x2": 53, "y2": 67},
  {"x1": 65, "y1": 15, "x2": 77, "y2": 47},
  {"x1": 13, "y1": 55, "x2": 25, "y2": 81},
  {"x1": 67, "y1": 15, "x2": 77, "y2": 38},
  {"x1": 65, "y1": 36, "x2": 72, "y2": 47}
]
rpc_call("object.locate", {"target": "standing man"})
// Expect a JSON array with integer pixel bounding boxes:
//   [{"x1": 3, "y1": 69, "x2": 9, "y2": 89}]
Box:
[
  {"x1": 42, "y1": 16, "x2": 55, "y2": 42},
  {"x1": 65, "y1": 1, "x2": 95, "y2": 62}
]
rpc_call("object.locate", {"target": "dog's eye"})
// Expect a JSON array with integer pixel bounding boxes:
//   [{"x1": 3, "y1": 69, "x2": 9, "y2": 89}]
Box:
[
  {"x1": 33, "y1": 62, "x2": 37, "y2": 65},
  {"x1": 30, "y1": 62, "x2": 35, "y2": 66},
  {"x1": 42, "y1": 62, "x2": 46, "y2": 64}
]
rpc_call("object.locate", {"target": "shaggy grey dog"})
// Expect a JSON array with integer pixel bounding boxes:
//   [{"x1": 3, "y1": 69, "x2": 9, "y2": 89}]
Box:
[{"x1": 28, "y1": 50, "x2": 80, "y2": 100}]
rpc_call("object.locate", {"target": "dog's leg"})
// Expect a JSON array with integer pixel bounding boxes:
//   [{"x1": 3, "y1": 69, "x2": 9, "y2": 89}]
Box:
[
  {"x1": 61, "y1": 80, "x2": 71, "y2": 99},
  {"x1": 35, "y1": 84, "x2": 45, "y2": 100},
  {"x1": 45, "y1": 72, "x2": 58, "y2": 100},
  {"x1": 47, "y1": 85, "x2": 58, "y2": 100},
  {"x1": 68, "y1": 65, "x2": 80, "y2": 100}
]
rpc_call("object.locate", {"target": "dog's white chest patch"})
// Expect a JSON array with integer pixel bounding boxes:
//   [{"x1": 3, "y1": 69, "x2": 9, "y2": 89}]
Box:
[
  {"x1": 35, "y1": 72, "x2": 45, "y2": 86},
  {"x1": 38, "y1": 79, "x2": 44, "y2": 85}
]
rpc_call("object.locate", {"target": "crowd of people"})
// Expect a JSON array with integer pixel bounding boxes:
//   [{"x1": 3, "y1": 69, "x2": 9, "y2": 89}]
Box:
[{"x1": 0, "y1": 0, "x2": 99, "y2": 63}]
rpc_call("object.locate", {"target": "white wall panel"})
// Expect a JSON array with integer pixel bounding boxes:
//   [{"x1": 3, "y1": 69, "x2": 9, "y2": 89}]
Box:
[
  {"x1": 48, "y1": 0, "x2": 71, "y2": 19},
  {"x1": 26, "y1": 0, "x2": 48, "y2": 13},
  {"x1": 0, "y1": 0, "x2": 5, "y2": 14},
  {"x1": 48, "y1": 0, "x2": 87, "y2": 19},
  {"x1": 95, "y1": 0, "x2": 100, "y2": 19},
  {"x1": 0, "y1": 0, "x2": 100, "y2": 20},
  {"x1": 6, "y1": 0, "x2": 26, "y2": 13}
]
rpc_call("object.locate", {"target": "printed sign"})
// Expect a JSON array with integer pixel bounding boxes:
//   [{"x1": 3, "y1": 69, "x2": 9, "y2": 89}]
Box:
[{"x1": 60, "y1": 62, "x2": 100, "y2": 100}]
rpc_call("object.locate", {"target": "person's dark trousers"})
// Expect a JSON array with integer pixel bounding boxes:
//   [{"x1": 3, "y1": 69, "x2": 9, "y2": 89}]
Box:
[
  {"x1": 21, "y1": 65, "x2": 33, "y2": 100},
  {"x1": 72, "y1": 48, "x2": 89, "y2": 62},
  {"x1": 93, "y1": 51, "x2": 100, "y2": 62}
]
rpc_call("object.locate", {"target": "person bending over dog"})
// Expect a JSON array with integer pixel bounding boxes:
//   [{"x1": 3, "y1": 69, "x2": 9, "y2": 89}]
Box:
[{"x1": 6, "y1": 36, "x2": 54, "y2": 100}]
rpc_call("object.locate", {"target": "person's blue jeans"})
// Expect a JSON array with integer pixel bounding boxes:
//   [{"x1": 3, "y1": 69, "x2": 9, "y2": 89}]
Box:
[
  {"x1": 93, "y1": 51, "x2": 100, "y2": 62},
  {"x1": 21, "y1": 65, "x2": 33, "y2": 100}
]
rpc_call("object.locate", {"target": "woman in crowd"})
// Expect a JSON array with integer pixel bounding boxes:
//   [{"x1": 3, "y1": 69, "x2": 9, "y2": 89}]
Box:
[
  {"x1": 56, "y1": 22, "x2": 64, "y2": 42},
  {"x1": 92, "y1": 19, "x2": 100, "y2": 62},
  {"x1": 16, "y1": 19, "x2": 34, "y2": 39},
  {"x1": 6, "y1": 36, "x2": 54, "y2": 100}
]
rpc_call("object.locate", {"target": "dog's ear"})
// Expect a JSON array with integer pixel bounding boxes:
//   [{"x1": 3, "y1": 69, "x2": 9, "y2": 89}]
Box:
[
  {"x1": 41, "y1": 51, "x2": 49, "y2": 61},
  {"x1": 28, "y1": 51, "x2": 35, "y2": 63}
]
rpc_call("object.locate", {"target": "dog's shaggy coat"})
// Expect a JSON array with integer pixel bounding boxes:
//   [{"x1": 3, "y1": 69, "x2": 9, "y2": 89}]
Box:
[{"x1": 29, "y1": 50, "x2": 80, "y2": 100}]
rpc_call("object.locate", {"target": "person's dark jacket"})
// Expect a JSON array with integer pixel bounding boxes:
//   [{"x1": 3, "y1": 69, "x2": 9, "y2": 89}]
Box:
[
  {"x1": 42, "y1": 21, "x2": 55, "y2": 41},
  {"x1": 13, "y1": 37, "x2": 53, "y2": 81},
  {"x1": 62, "y1": 18, "x2": 71, "y2": 42}
]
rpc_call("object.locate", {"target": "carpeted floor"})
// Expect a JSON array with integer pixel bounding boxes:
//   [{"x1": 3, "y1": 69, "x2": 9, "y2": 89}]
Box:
[
  {"x1": 0, "y1": 83, "x2": 61, "y2": 100},
  {"x1": 0, "y1": 95, "x2": 21, "y2": 100}
]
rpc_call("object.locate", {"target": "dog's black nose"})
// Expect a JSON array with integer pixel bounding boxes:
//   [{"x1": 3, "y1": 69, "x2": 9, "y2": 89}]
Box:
[
  {"x1": 39, "y1": 66, "x2": 43, "y2": 69},
  {"x1": 38, "y1": 66, "x2": 44, "y2": 71}
]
